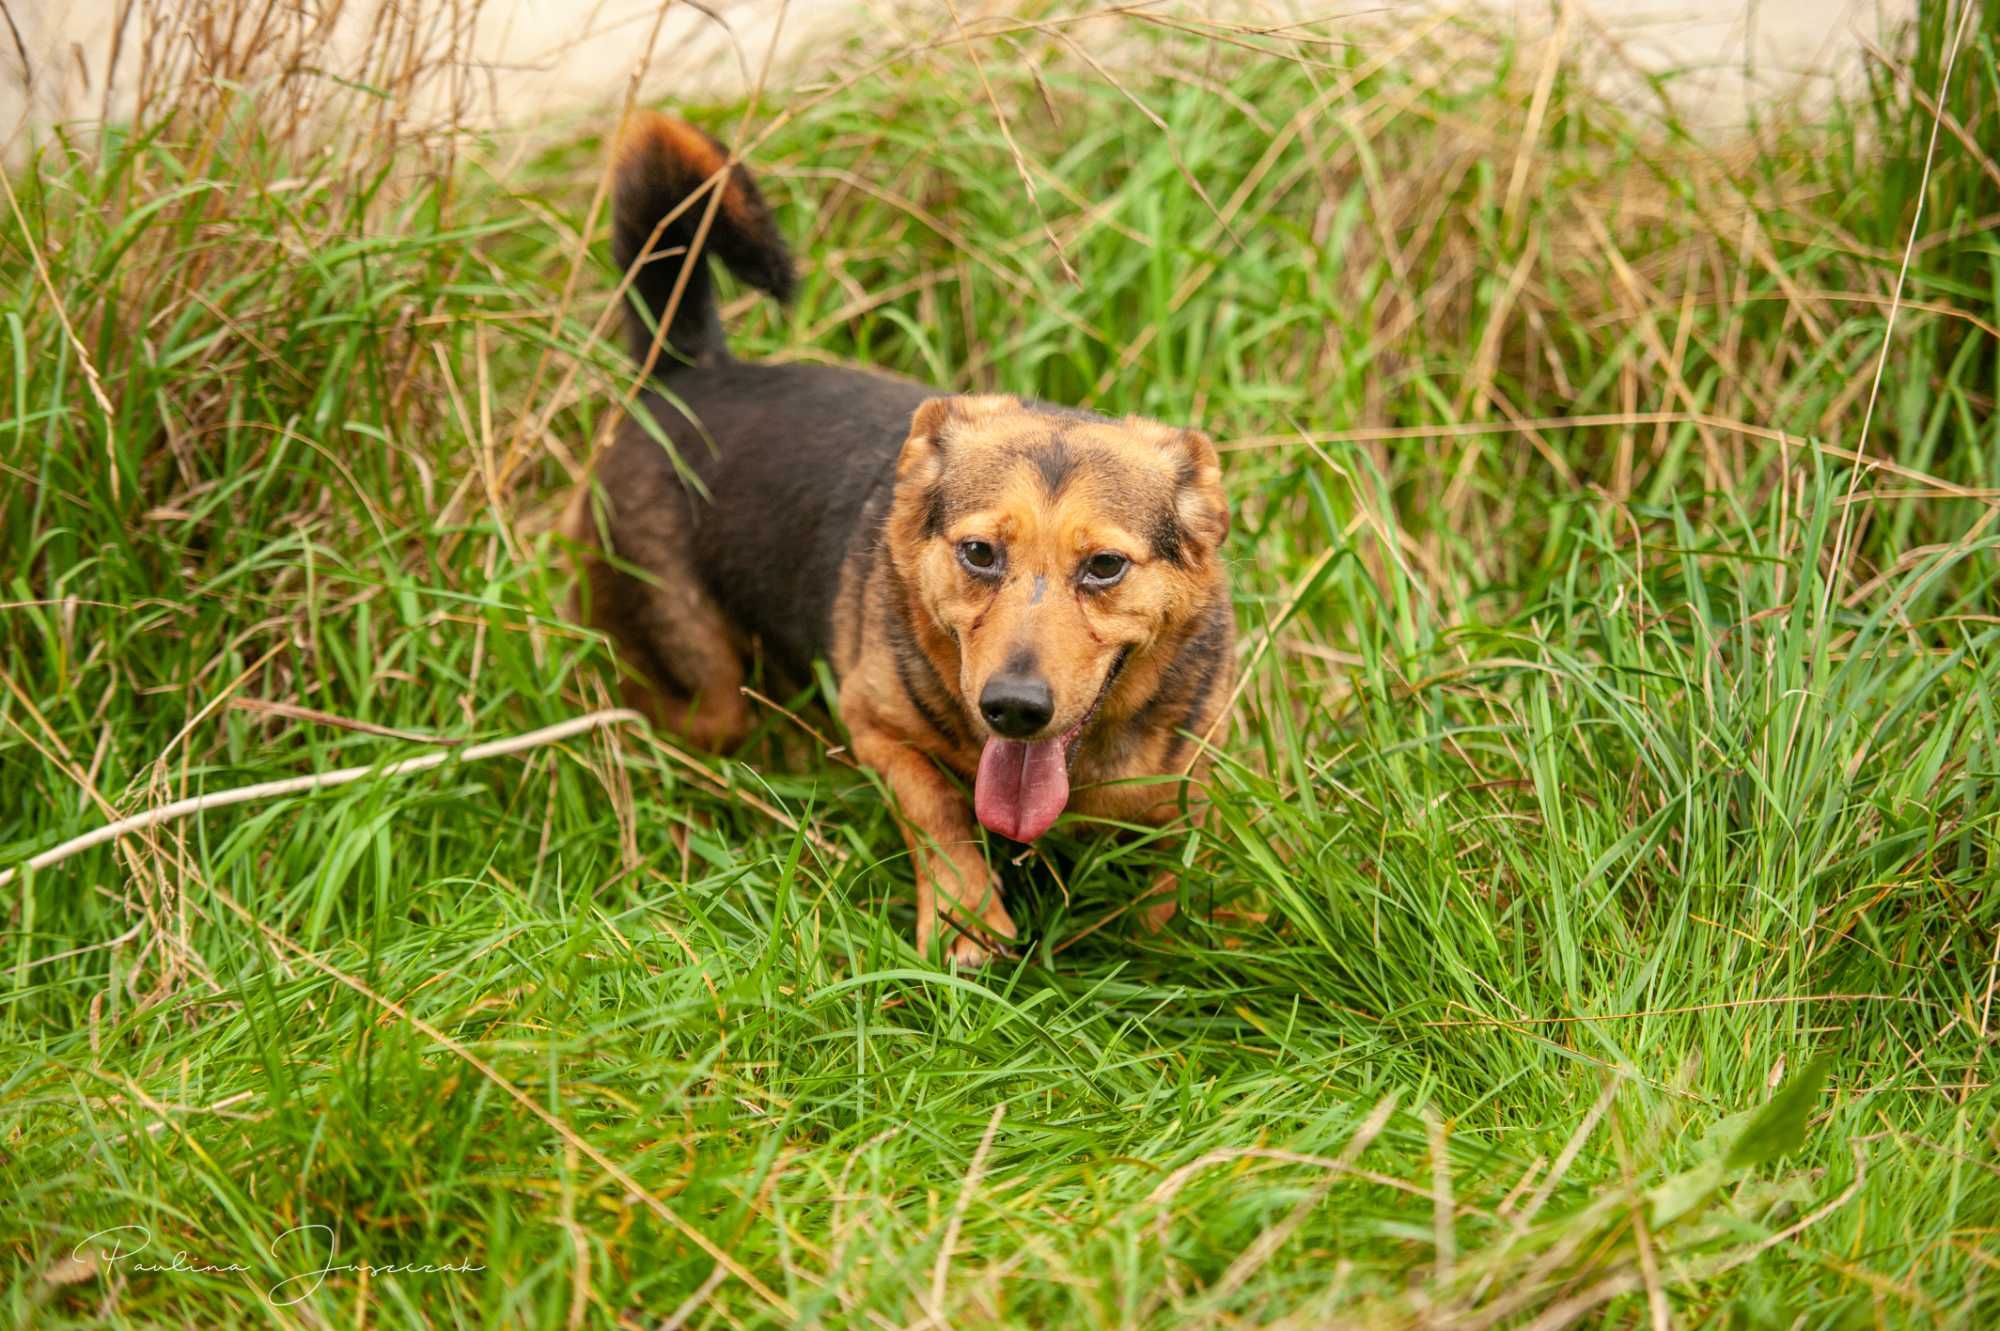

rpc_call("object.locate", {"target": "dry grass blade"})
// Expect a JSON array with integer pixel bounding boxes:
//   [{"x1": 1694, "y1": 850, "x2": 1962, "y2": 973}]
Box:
[
  {"x1": 0, "y1": 711, "x2": 648, "y2": 888},
  {"x1": 1824, "y1": 0, "x2": 1977, "y2": 613}
]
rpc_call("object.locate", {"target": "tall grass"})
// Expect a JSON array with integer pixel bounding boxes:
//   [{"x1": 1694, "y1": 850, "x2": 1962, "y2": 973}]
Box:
[{"x1": 3, "y1": 2, "x2": 1997, "y2": 1327}]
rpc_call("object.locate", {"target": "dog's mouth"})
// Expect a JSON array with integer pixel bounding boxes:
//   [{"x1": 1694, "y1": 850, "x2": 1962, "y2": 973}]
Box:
[{"x1": 972, "y1": 650, "x2": 1128, "y2": 843}]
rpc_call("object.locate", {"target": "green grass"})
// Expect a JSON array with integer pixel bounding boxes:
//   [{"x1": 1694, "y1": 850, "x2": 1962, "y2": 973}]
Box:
[{"x1": 5, "y1": 4, "x2": 2000, "y2": 1326}]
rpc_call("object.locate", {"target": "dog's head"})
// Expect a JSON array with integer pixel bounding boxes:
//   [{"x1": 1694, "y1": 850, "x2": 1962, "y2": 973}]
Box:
[{"x1": 887, "y1": 394, "x2": 1230, "y2": 842}]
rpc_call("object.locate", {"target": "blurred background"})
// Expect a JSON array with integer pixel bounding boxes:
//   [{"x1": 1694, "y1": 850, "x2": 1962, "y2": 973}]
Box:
[{"x1": 1, "y1": 0, "x2": 1927, "y2": 146}]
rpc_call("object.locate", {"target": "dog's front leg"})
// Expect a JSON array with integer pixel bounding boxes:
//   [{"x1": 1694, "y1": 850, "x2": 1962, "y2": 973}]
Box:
[{"x1": 849, "y1": 724, "x2": 1016, "y2": 966}]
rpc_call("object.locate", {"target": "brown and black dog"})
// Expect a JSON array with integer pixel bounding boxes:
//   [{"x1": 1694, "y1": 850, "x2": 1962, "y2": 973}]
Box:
[{"x1": 567, "y1": 113, "x2": 1235, "y2": 964}]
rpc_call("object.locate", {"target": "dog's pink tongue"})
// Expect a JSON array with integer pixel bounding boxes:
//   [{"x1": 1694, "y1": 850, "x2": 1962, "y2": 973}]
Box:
[{"x1": 974, "y1": 737, "x2": 1070, "y2": 842}]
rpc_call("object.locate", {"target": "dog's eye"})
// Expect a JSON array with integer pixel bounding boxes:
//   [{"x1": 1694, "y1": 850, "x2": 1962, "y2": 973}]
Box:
[
  {"x1": 1081, "y1": 552, "x2": 1129, "y2": 587},
  {"x1": 957, "y1": 539, "x2": 1002, "y2": 575}
]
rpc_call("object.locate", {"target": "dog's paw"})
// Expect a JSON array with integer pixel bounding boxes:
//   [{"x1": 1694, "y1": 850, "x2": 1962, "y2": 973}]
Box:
[
  {"x1": 940, "y1": 902, "x2": 1017, "y2": 968},
  {"x1": 944, "y1": 930, "x2": 999, "y2": 968}
]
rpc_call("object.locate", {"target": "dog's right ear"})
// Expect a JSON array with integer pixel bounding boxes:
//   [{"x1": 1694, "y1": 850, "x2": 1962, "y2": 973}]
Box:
[
  {"x1": 898, "y1": 393, "x2": 1023, "y2": 481},
  {"x1": 896, "y1": 397, "x2": 960, "y2": 485},
  {"x1": 891, "y1": 397, "x2": 967, "y2": 552}
]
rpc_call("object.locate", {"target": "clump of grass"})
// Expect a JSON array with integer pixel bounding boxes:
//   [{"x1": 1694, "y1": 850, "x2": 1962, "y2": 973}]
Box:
[{"x1": 4, "y1": 2, "x2": 1998, "y2": 1327}]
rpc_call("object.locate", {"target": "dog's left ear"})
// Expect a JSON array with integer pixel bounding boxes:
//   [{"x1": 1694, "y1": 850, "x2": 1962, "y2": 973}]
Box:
[{"x1": 1163, "y1": 427, "x2": 1230, "y2": 552}]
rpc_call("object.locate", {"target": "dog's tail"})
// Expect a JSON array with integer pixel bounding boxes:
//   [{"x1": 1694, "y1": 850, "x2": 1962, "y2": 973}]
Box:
[{"x1": 610, "y1": 111, "x2": 796, "y2": 369}]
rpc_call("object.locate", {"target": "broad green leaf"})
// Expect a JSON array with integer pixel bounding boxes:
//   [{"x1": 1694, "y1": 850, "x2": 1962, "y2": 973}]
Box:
[
  {"x1": 1648, "y1": 1056, "x2": 1834, "y2": 1227},
  {"x1": 1725, "y1": 1055, "x2": 1834, "y2": 1170}
]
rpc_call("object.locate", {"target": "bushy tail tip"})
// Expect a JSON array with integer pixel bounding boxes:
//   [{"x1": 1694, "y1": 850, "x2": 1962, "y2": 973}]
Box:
[{"x1": 611, "y1": 111, "x2": 796, "y2": 367}]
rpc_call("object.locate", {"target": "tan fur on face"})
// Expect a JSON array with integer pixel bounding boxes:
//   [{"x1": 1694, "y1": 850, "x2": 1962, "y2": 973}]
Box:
[{"x1": 886, "y1": 395, "x2": 1228, "y2": 740}]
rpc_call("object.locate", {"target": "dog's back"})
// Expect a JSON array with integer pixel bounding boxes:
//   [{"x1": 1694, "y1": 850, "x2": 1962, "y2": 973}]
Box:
[{"x1": 625, "y1": 362, "x2": 927, "y2": 676}]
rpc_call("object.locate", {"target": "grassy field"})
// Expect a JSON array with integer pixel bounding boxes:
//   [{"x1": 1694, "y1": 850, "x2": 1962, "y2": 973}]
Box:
[{"x1": 5, "y1": 2, "x2": 2000, "y2": 1326}]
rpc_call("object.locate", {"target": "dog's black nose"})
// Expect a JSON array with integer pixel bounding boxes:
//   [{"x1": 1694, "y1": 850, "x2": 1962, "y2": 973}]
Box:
[{"x1": 980, "y1": 673, "x2": 1054, "y2": 738}]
